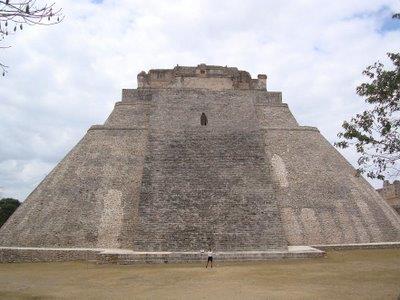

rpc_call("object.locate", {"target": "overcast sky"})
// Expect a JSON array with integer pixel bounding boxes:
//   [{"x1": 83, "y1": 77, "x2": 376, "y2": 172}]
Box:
[{"x1": 1, "y1": 0, "x2": 399, "y2": 200}]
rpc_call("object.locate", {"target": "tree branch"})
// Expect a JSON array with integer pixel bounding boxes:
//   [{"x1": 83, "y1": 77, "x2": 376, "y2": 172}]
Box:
[{"x1": 0, "y1": 0, "x2": 63, "y2": 74}]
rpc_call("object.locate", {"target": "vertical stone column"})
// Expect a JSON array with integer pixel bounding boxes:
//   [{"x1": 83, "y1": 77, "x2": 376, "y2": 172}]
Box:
[
  {"x1": 137, "y1": 71, "x2": 147, "y2": 88},
  {"x1": 257, "y1": 74, "x2": 267, "y2": 90}
]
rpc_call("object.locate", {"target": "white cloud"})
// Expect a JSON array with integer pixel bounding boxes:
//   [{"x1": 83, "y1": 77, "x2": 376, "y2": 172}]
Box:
[
  {"x1": 1, "y1": 0, "x2": 399, "y2": 200},
  {"x1": 0, "y1": 159, "x2": 54, "y2": 199}
]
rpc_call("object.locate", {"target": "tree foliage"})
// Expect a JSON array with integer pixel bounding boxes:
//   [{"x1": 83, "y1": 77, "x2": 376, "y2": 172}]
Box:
[
  {"x1": 0, "y1": 197, "x2": 20, "y2": 228},
  {"x1": 335, "y1": 50, "x2": 400, "y2": 180},
  {"x1": 0, "y1": 0, "x2": 63, "y2": 75}
]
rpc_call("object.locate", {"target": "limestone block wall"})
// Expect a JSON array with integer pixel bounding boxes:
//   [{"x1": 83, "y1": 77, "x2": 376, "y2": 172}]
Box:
[
  {"x1": 1, "y1": 81, "x2": 399, "y2": 252},
  {"x1": 261, "y1": 128, "x2": 400, "y2": 245},
  {"x1": 133, "y1": 89, "x2": 287, "y2": 251},
  {"x1": 256, "y1": 104, "x2": 298, "y2": 128},
  {"x1": 137, "y1": 65, "x2": 267, "y2": 90},
  {"x1": 0, "y1": 128, "x2": 148, "y2": 249},
  {"x1": 0, "y1": 248, "x2": 99, "y2": 263},
  {"x1": 377, "y1": 181, "x2": 400, "y2": 214},
  {"x1": 169, "y1": 77, "x2": 235, "y2": 90},
  {"x1": 104, "y1": 102, "x2": 150, "y2": 128}
]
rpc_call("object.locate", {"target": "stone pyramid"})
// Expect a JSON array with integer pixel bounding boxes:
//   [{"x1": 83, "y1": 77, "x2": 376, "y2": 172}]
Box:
[{"x1": 1, "y1": 64, "x2": 399, "y2": 251}]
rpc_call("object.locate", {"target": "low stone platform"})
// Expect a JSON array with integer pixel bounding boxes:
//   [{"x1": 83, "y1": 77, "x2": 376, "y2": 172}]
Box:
[
  {"x1": 313, "y1": 242, "x2": 400, "y2": 251},
  {"x1": 0, "y1": 246, "x2": 325, "y2": 264},
  {"x1": 97, "y1": 246, "x2": 325, "y2": 264}
]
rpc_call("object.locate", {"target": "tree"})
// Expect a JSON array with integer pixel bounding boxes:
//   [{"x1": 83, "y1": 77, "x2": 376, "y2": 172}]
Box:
[
  {"x1": 0, "y1": 0, "x2": 63, "y2": 75},
  {"x1": 0, "y1": 198, "x2": 20, "y2": 227},
  {"x1": 335, "y1": 16, "x2": 400, "y2": 180}
]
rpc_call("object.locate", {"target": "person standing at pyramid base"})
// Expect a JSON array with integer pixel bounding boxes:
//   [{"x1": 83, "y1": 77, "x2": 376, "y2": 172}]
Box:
[{"x1": 206, "y1": 249, "x2": 213, "y2": 268}]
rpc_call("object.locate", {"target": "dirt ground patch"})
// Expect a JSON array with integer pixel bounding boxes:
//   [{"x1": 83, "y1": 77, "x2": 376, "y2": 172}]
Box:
[{"x1": 0, "y1": 249, "x2": 399, "y2": 299}]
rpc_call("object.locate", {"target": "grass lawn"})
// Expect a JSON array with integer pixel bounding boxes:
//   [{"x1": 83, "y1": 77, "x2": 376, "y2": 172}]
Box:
[{"x1": 0, "y1": 249, "x2": 399, "y2": 299}]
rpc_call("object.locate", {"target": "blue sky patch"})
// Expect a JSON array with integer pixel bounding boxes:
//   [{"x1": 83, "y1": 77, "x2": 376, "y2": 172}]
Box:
[
  {"x1": 380, "y1": 15, "x2": 400, "y2": 32},
  {"x1": 345, "y1": 6, "x2": 400, "y2": 34}
]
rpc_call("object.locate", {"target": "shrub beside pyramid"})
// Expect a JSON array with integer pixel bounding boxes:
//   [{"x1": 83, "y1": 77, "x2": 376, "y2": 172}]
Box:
[{"x1": 1, "y1": 64, "x2": 399, "y2": 251}]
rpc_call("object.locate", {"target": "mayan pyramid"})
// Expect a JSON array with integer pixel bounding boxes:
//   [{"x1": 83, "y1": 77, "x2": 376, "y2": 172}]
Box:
[{"x1": 1, "y1": 64, "x2": 399, "y2": 252}]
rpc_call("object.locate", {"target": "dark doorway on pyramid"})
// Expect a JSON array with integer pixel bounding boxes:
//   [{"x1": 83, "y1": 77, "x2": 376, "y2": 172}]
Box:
[{"x1": 201, "y1": 113, "x2": 207, "y2": 126}]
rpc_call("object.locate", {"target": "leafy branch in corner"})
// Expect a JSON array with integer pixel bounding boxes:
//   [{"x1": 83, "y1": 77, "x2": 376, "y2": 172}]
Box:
[
  {"x1": 335, "y1": 51, "x2": 400, "y2": 180},
  {"x1": 0, "y1": 0, "x2": 63, "y2": 76},
  {"x1": 335, "y1": 14, "x2": 400, "y2": 181}
]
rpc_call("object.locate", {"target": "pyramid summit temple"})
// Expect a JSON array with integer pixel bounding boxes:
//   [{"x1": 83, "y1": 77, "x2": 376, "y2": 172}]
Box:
[{"x1": 0, "y1": 64, "x2": 399, "y2": 262}]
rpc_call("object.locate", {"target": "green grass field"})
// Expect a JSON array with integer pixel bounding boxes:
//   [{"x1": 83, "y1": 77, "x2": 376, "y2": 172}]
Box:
[{"x1": 0, "y1": 249, "x2": 399, "y2": 299}]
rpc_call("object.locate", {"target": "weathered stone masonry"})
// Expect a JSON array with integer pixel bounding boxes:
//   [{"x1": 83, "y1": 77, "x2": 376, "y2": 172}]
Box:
[
  {"x1": 377, "y1": 181, "x2": 400, "y2": 214},
  {"x1": 0, "y1": 64, "x2": 399, "y2": 252}
]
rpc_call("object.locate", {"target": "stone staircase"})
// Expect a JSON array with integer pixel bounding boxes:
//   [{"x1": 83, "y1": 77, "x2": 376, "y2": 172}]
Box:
[{"x1": 134, "y1": 126, "x2": 287, "y2": 252}]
